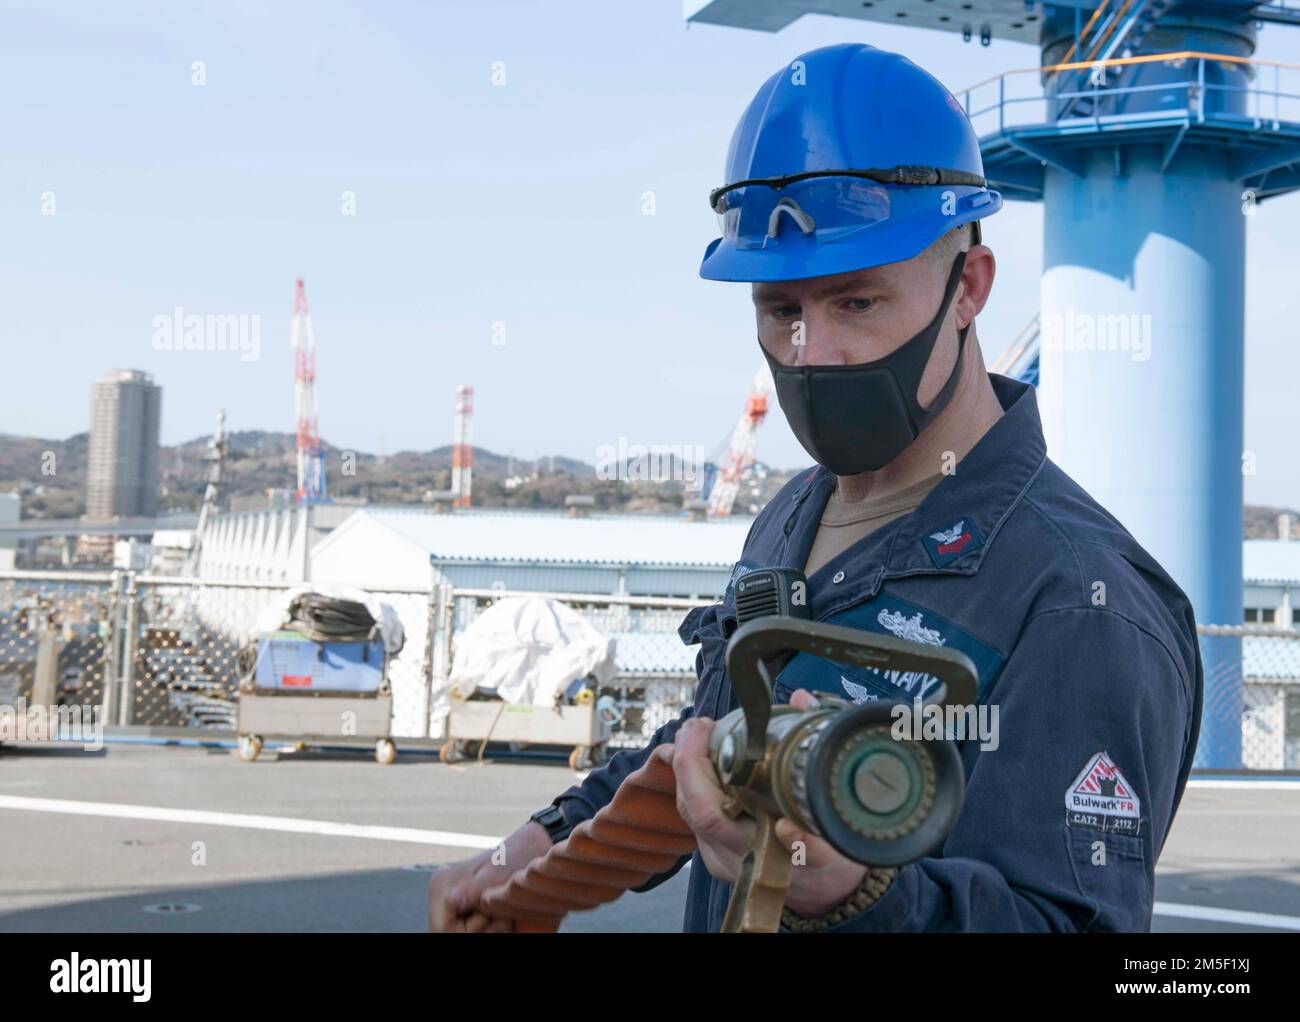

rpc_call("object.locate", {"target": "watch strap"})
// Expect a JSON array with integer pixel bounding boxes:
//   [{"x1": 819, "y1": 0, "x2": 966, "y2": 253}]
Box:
[{"x1": 529, "y1": 803, "x2": 576, "y2": 843}]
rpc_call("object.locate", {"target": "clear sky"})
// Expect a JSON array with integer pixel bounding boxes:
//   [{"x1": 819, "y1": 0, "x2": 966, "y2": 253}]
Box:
[{"x1": 2, "y1": 1, "x2": 1297, "y2": 506}]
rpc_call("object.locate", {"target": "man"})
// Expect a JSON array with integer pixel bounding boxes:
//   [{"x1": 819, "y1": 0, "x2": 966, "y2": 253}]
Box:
[{"x1": 429, "y1": 42, "x2": 1202, "y2": 933}]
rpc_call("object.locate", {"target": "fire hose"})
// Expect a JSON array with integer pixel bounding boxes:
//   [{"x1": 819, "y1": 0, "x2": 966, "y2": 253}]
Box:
[{"x1": 477, "y1": 614, "x2": 979, "y2": 932}]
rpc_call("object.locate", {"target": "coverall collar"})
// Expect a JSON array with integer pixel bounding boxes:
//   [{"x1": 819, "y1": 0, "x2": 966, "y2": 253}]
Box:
[{"x1": 778, "y1": 373, "x2": 1048, "y2": 605}]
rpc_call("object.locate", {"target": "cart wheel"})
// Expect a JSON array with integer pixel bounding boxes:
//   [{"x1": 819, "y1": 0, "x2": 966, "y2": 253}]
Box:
[
  {"x1": 439, "y1": 740, "x2": 463, "y2": 764},
  {"x1": 375, "y1": 739, "x2": 397, "y2": 766},
  {"x1": 569, "y1": 746, "x2": 593, "y2": 771},
  {"x1": 237, "y1": 735, "x2": 262, "y2": 763},
  {"x1": 589, "y1": 742, "x2": 609, "y2": 767}
]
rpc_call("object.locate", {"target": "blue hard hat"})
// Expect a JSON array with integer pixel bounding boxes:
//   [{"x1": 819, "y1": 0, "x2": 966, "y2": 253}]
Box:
[{"x1": 700, "y1": 43, "x2": 1002, "y2": 282}]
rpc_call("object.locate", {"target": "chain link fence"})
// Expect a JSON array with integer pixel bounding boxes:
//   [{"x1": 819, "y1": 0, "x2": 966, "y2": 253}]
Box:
[
  {"x1": 7, "y1": 571, "x2": 1295, "y2": 770},
  {"x1": 437, "y1": 587, "x2": 706, "y2": 749},
  {"x1": 0, "y1": 572, "x2": 118, "y2": 722},
  {"x1": 0, "y1": 570, "x2": 704, "y2": 750},
  {"x1": 1198, "y1": 624, "x2": 1300, "y2": 770},
  {"x1": 128, "y1": 577, "x2": 436, "y2": 737}
]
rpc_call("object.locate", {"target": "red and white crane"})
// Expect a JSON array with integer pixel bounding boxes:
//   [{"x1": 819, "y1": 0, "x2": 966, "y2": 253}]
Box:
[
  {"x1": 450, "y1": 385, "x2": 474, "y2": 509},
  {"x1": 291, "y1": 279, "x2": 326, "y2": 504},
  {"x1": 707, "y1": 363, "x2": 773, "y2": 518}
]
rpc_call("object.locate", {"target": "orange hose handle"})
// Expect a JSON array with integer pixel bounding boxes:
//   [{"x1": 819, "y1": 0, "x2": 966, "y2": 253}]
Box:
[{"x1": 478, "y1": 752, "x2": 697, "y2": 932}]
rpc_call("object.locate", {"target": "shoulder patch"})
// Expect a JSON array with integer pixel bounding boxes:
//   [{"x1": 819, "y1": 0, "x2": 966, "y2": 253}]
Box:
[
  {"x1": 922, "y1": 517, "x2": 984, "y2": 567},
  {"x1": 1064, "y1": 751, "x2": 1142, "y2": 835}
]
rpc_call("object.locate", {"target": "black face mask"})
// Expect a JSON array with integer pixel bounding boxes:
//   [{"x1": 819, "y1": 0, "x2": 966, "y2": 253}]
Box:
[{"x1": 760, "y1": 250, "x2": 970, "y2": 476}]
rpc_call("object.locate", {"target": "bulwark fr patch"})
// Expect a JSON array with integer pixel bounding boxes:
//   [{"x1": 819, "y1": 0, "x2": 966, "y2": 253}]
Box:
[{"x1": 1064, "y1": 750, "x2": 1142, "y2": 836}]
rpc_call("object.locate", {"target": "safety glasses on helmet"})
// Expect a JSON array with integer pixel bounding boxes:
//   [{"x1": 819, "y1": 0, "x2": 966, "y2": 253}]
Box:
[{"x1": 710, "y1": 166, "x2": 987, "y2": 246}]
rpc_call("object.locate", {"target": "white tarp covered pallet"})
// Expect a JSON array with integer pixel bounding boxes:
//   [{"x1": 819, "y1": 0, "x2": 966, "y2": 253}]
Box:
[{"x1": 447, "y1": 597, "x2": 617, "y2": 707}]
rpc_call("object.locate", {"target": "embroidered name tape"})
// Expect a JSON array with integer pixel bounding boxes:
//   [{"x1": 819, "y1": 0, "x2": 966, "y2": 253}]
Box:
[{"x1": 775, "y1": 593, "x2": 1004, "y2": 706}]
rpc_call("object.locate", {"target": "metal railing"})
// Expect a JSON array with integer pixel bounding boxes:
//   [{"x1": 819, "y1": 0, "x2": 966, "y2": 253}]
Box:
[{"x1": 956, "y1": 51, "x2": 1300, "y2": 139}]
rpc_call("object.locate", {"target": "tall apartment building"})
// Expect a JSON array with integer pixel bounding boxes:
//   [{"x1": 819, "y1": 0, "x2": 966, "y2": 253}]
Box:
[{"x1": 85, "y1": 369, "x2": 162, "y2": 520}]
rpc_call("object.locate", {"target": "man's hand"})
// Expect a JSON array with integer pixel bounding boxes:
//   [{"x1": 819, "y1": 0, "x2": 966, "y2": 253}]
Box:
[
  {"x1": 428, "y1": 820, "x2": 553, "y2": 932},
  {"x1": 661, "y1": 689, "x2": 869, "y2": 918}
]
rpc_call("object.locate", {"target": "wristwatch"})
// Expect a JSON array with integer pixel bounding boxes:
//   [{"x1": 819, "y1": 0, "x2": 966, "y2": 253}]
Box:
[
  {"x1": 780, "y1": 867, "x2": 899, "y2": 932},
  {"x1": 528, "y1": 803, "x2": 577, "y2": 843}
]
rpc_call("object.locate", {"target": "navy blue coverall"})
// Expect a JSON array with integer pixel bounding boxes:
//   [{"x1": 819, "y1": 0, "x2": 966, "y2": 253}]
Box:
[{"x1": 544, "y1": 373, "x2": 1203, "y2": 932}]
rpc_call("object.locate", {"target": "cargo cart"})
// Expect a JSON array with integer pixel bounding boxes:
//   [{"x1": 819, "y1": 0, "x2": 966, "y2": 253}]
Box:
[
  {"x1": 235, "y1": 587, "x2": 405, "y2": 765},
  {"x1": 441, "y1": 684, "x2": 617, "y2": 770}
]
